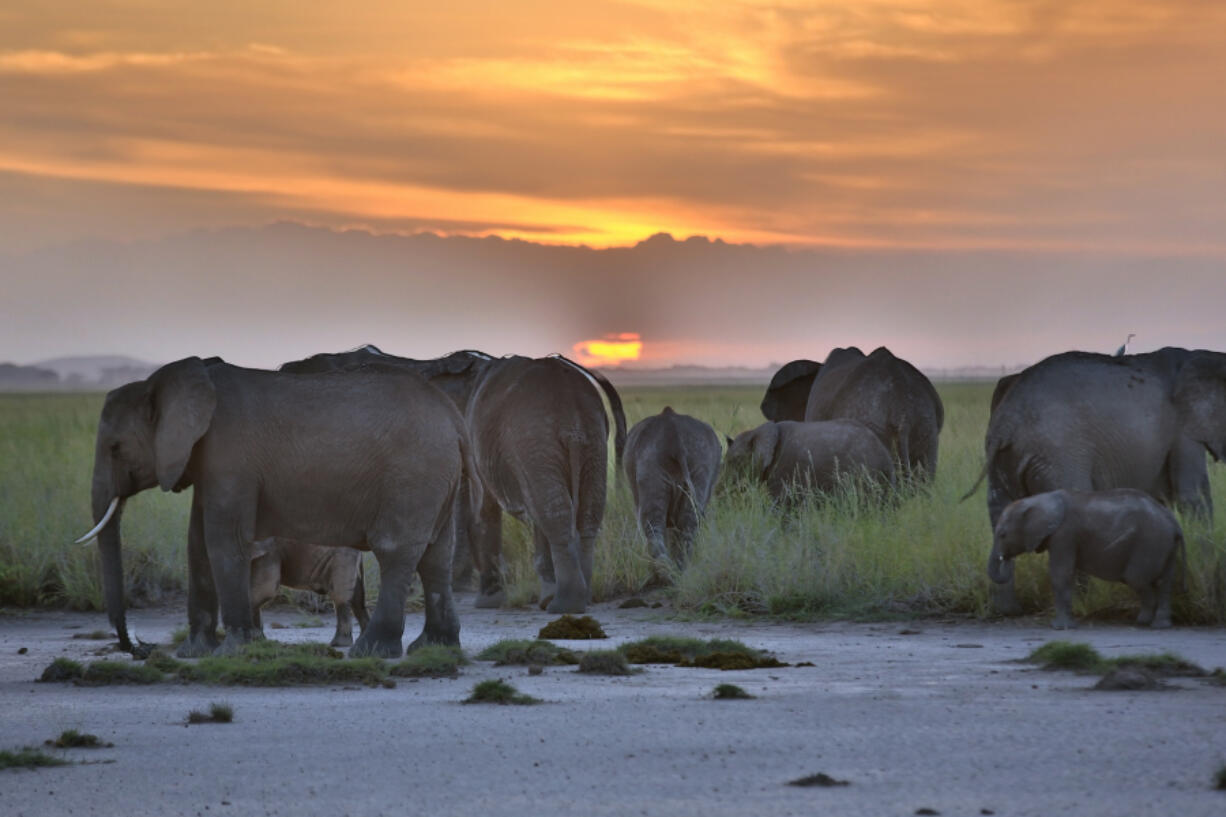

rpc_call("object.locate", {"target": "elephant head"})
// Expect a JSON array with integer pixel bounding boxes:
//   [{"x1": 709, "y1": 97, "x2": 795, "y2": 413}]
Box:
[
  {"x1": 725, "y1": 423, "x2": 782, "y2": 482},
  {"x1": 760, "y1": 360, "x2": 821, "y2": 421},
  {"x1": 987, "y1": 491, "x2": 1067, "y2": 584},
  {"x1": 75, "y1": 357, "x2": 217, "y2": 654},
  {"x1": 1173, "y1": 351, "x2": 1226, "y2": 462}
]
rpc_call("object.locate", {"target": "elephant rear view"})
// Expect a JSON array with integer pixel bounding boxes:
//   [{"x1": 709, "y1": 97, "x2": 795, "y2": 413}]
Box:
[
  {"x1": 466, "y1": 356, "x2": 617, "y2": 613},
  {"x1": 623, "y1": 407, "x2": 723, "y2": 568},
  {"x1": 802, "y1": 347, "x2": 943, "y2": 482},
  {"x1": 726, "y1": 419, "x2": 895, "y2": 503}
]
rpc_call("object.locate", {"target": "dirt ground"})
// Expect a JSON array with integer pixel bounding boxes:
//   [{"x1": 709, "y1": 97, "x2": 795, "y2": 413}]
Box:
[{"x1": 2, "y1": 597, "x2": 1226, "y2": 817}]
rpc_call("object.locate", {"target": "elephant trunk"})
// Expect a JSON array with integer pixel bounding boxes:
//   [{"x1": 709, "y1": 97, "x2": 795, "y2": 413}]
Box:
[
  {"x1": 90, "y1": 467, "x2": 134, "y2": 654},
  {"x1": 987, "y1": 542, "x2": 1014, "y2": 585}
]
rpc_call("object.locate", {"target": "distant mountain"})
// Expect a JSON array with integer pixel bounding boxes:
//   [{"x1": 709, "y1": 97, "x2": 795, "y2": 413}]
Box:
[
  {"x1": 18, "y1": 355, "x2": 161, "y2": 390},
  {"x1": 0, "y1": 362, "x2": 60, "y2": 390}
]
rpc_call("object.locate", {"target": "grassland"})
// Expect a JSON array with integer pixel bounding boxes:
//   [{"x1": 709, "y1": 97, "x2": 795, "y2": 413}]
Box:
[{"x1": 3, "y1": 383, "x2": 1225, "y2": 623}]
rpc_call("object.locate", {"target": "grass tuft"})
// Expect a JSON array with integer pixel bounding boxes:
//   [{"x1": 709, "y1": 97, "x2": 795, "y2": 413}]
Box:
[
  {"x1": 576, "y1": 650, "x2": 636, "y2": 675},
  {"x1": 463, "y1": 679, "x2": 541, "y2": 705},
  {"x1": 477, "y1": 639, "x2": 579, "y2": 666},
  {"x1": 0, "y1": 748, "x2": 70, "y2": 770},
  {"x1": 1027, "y1": 641, "x2": 1208, "y2": 677},
  {"x1": 39, "y1": 658, "x2": 84, "y2": 683},
  {"x1": 712, "y1": 683, "x2": 753, "y2": 699},
  {"x1": 187, "y1": 702, "x2": 234, "y2": 724},
  {"x1": 538, "y1": 615, "x2": 607, "y2": 639},
  {"x1": 618, "y1": 635, "x2": 783, "y2": 668},
  {"x1": 185, "y1": 642, "x2": 385, "y2": 687},
  {"x1": 390, "y1": 645, "x2": 468, "y2": 678},
  {"x1": 46, "y1": 730, "x2": 110, "y2": 749},
  {"x1": 78, "y1": 660, "x2": 164, "y2": 685}
]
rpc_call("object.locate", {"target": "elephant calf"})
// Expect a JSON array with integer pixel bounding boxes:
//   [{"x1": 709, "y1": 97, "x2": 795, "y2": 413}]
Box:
[
  {"x1": 725, "y1": 419, "x2": 895, "y2": 502},
  {"x1": 623, "y1": 407, "x2": 722, "y2": 567},
  {"x1": 988, "y1": 489, "x2": 1185, "y2": 629},
  {"x1": 249, "y1": 538, "x2": 370, "y2": 647}
]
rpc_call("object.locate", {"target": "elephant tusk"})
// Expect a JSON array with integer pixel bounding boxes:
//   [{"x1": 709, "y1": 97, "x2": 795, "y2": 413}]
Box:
[{"x1": 74, "y1": 497, "x2": 120, "y2": 545}]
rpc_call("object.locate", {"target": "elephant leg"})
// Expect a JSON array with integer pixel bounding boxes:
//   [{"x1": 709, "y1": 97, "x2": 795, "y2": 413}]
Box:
[
  {"x1": 544, "y1": 528, "x2": 588, "y2": 614},
  {"x1": 1048, "y1": 546, "x2": 1078, "y2": 630},
  {"x1": 1151, "y1": 562, "x2": 1175, "y2": 629},
  {"x1": 408, "y1": 536, "x2": 461, "y2": 650},
  {"x1": 450, "y1": 482, "x2": 476, "y2": 592},
  {"x1": 204, "y1": 506, "x2": 263, "y2": 655},
  {"x1": 669, "y1": 488, "x2": 700, "y2": 567},
  {"x1": 351, "y1": 562, "x2": 370, "y2": 634},
  {"x1": 351, "y1": 537, "x2": 426, "y2": 659},
  {"x1": 473, "y1": 495, "x2": 506, "y2": 609},
  {"x1": 533, "y1": 526, "x2": 558, "y2": 610},
  {"x1": 178, "y1": 494, "x2": 221, "y2": 658},
  {"x1": 636, "y1": 477, "x2": 671, "y2": 564},
  {"x1": 1133, "y1": 584, "x2": 1157, "y2": 626},
  {"x1": 330, "y1": 600, "x2": 355, "y2": 648},
  {"x1": 986, "y1": 479, "x2": 1024, "y2": 617}
]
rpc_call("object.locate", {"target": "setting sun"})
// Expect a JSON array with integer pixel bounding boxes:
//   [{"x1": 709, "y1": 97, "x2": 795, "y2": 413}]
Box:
[{"x1": 572, "y1": 333, "x2": 643, "y2": 367}]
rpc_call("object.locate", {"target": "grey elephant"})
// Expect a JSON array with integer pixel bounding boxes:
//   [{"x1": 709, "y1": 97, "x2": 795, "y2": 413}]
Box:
[
  {"x1": 975, "y1": 347, "x2": 1225, "y2": 614},
  {"x1": 281, "y1": 347, "x2": 627, "y2": 614},
  {"x1": 988, "y1": 489, "x2": 1185, "y2": 629},
  {"x1": 623, "y1": 407, "x2": 722, "y2": 567},
  {"x1": 248, "y1": 538, "x2": 370, "y2": 647},
  {"x1": 761, "y1": 347, "x2": 943, "y2": 481},
  {"x1": 725, "y1": 419, "x2": 895, "y2": 502},
  {"x1": 74, "y1": 356, "x2": 472, "y2": 658}
]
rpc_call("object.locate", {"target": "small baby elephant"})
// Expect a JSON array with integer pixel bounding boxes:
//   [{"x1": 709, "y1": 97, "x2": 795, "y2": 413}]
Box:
[
  {"x1": 623, "y1": 407, "x2": 722, "y2": 566},
  {"x1": 988, "y1": 489, "x2": 1185, "y2": 629},
  {"x1": 725, "y1": 419, "x2": 895, "y2": 502},
  {"x1": 249, "y1": 538, "x2": 370, "y2": 647}
]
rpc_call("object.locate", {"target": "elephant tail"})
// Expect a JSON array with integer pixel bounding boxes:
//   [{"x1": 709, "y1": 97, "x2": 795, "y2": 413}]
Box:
[
  {"x1": 960, "y1": 460, "x2": 989, "y2": 502},
  {"x1": 549, "y1": 354, "x2": 628, "y2": 468},
  {"x1": 1175, "y1": 528, "x2": 1188, "y2": 595}
]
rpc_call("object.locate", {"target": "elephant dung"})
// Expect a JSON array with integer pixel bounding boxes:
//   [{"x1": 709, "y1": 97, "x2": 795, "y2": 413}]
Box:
[{"x1": 537, "y1": 615, "x2": 608, "y2": 640}]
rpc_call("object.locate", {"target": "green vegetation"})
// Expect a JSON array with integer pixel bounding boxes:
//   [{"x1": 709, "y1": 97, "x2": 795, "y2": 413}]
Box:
[
  {"x1": 712, "y1": 683, "x2": 753, "y2": 699},
  {"x1": 618, "y1": 635, "x2": 781, "y2": 668},
  {"x1": 187, "y1": 702, "x2": 234, "y2": 724},
  {"x1": 538, "y1": 615, "x2": 607, "y2": 639},
  {"x1": 476, "y1": 639, "x2": 579, "y2": 666},
  {"x1": 6, "y1": 385, "x2": 1226, "y2": 623},
  {"x1": 464, "y1": 679, "x2": 541, "y2": 705},
  {"x1": 40, "y1": 641, "x2": 403, "y2": 687},
  {"x1": 0, "y1": 748, "x2": 70, "y2": 770},
  {"x1": 389, "y1": 645, "x2": 468, "y2": 678},
  {"x1": 47, "y1": 730, "x2": 111, "y2": 749},
  {"x1": 576, "y1": 649, "x2": 636, "y2": 675},
  {"x1": 1026, "y1": 641, "x2": 1207, "y2": 676}
]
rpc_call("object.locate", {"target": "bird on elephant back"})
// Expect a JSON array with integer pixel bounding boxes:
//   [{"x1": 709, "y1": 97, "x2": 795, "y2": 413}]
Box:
[
  {"x1": 969, "y1": 346, "x2": 1226, "y2": 615},
  {"x1": 74, "y1": 356, "x2": 472, "y2": 659},
  {"x1": 759, "y1": 346, "x2": 944, "y2": 483},
  {"x1": 280, "y1": 345, "x2": 628, "y2": 614}
]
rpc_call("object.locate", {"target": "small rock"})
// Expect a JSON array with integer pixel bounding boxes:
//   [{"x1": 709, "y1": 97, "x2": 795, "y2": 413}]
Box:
[
  {"x1": 916, "y1": 809, "x2": 940, "y2": 816},
  {"x1": 898, "y1": 628, "x2": 921, "y2": 635},
  {"x1": 954, "y1": 643, "x2": 983, "y2": 649},
  {"x1": 17, "y1": 647, "x2": 28, "y2": 655},
  {"x1": 787, "y1": 772, "x2": 850, "y2": 787}
]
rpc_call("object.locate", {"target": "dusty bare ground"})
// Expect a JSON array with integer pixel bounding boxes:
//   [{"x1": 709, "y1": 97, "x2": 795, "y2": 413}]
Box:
[{"x1": 2, "y1": 597, "x2": 1226, "y2": 817}]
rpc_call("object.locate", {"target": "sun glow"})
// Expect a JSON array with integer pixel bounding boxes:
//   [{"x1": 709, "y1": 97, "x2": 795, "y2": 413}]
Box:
[{"x1": 572, "y1": 333, "x2": 643, "y2": 367}]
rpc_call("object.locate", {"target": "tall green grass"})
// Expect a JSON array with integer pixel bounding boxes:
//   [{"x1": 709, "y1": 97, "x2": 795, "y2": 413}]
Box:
[{"x1": 3, "y1": 384, "x2": 1225, "y2": 624}]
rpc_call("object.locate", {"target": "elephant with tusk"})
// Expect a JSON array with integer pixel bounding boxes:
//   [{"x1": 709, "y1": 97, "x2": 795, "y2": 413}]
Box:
[{"x1": 76, "y1": 356, "x2": 473, "y2": 659}]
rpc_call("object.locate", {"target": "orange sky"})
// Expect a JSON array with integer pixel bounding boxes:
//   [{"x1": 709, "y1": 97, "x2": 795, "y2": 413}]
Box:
[{"x1": 2, "y1": 1, "x2": 1225, "y2": 255}]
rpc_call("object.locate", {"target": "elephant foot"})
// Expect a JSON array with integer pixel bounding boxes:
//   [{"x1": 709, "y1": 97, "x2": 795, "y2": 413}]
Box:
[
  {"x1": 175, "y1": 630, "x2": 221, "y2": 658},
  {"x1": 474, "y1": 589, "x2": 505, "y2": 609},
  {"x1": 214, "y1": 628, "x2": 263, "y2": 656},
  {"x1": 545, "y1": 591, "x2": 587, "y2": 614},
  {"x1": 1049, "y1": 617, "x2": 1078, "y2": 630},
  {"x1": 330, "y1": 633, "x2": 354, "y2": 648},
  {"x1": 989, "y1": 584, "x2": 1024, "y2": 617},
  {"x1": 407, "y1": 628, "x2": 461, "y2": 652},
  {"x1": 1149, "y1": 616, "x2": 1172, "y2": 629},
  {"x1": 350, "y1": 634, "x2": 403, "y2": 659}
]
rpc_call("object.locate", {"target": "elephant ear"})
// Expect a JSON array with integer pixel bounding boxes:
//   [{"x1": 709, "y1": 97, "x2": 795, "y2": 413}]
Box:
[
  {"x1": 750, "y1": 423, "x2": 782, "y2": 477},
  {"x1": 761, "y1": 360, "x2": 820, "y2": 421},
  {"x1": 1173, "y1": 352, "x2": 1226, "y2": 461},
  {"x1": 1021, "y1": 491, "x2": 1067, "y2": 552},
  {"x1": 149, "y1": 357, "x2": 217, "y2": 492}
]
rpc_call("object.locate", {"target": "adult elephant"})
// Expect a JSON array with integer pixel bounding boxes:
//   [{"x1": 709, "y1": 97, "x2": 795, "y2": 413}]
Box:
[
  {"x1": 764, "y1": 347, "x2": 943, "y2": 481},
  {"x1": 282, "y1": 346, "x2": 627, "y2": 613},
  {"x1": 979, "y1": 347, "x2": 1226, "y2": 613},
  {"x1": 74, "y1": 357, "x2": 471, "y2": 658}
]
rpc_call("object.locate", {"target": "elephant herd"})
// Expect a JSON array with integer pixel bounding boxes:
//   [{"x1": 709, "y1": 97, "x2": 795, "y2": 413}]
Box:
[{"x1": 74, "y1": 343, "x2": 1226, "y2": 658}]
